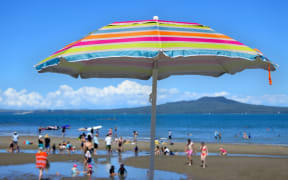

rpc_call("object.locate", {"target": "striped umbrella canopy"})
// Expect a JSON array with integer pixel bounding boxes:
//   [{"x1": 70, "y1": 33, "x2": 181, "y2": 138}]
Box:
[
  {"x1": 35, "y1": 17, "x2": 276, "y2": 180},
  {"x1": 35, "y1": 17, "x2": 275, "y2": 79}
]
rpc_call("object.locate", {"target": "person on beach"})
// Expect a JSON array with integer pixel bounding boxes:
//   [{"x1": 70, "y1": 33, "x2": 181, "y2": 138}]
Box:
[
  {"x1": 84, "y1": 135, "x2": 94, "y2": 155},
  {"x1": 108, "y1": 128, "x2": 113, "y2": 136},
  {"x1": 105, "y1": 134, "x2": 112, "y2": 155},
  {"x1": 44, "y1": 134, "x2": 50, "y2": 154},
  {"x1": 84, "y1": 148, "x2": 92, "y2": 169},
  {"x1": 35, "y1": 147, "x2": 48, "y2": 180},
  {"x1": 219, "y1": 147, "x2": 227, "y2": 156},
  {"x1": 52, "y1": 144, "x2": 56, "y2": 154},
  {"x1": 133, "y1": 131, "x2": 138, "y2": 143},
  {"x1": 185, "y1": 139, "x2": 195, "y2": 166},
  {"x1": 38, "y1": 135, "x2": 44, "y2": 149},
  {"x1": 12, "y1": 132, "x2": 20, "y2": 152},
  {"x1": 155, "y1": 146, "x2": 161, "y2": 155},
  {"x1": 200, "y1": 142, "x2": 208, "y2": 168},
  {"x1": 109, "y1": 165, "x2": 117, "y2": 177},
  {"x1": 80, "y1": 133, "x2": 86, "y2": 152},
  {"x1": 134, "y1": 145, "x2": 139, "y2": 156},
  {"x1": 118, "y1": 163, "x2": 128, "y2": 178},
  {"x1": 84, "y1": 164, "x2": 93, "y2": 177},
  {"x1": 218, "y1": 132, "x2": 222, "y2": 140},
  {"x1": 71, "y1": 164, "x2": 80, "y2": 177},
  {"x1": 93, "y1": 134, "x2": 99, "y2": 155},
  {"x1": 62, "y1": 126, "x2": 66, "y2": 137},
  {"x1": 168, "y1": 130, "x2": 172, "y2": 144},
  {"x1": 8, "y1": 140, "x2": 14, "y2": 152},
  {"x1": 164, "y1": 146, "x2": 170, "y2": 156},
  {"x1": 118, "y1": 136, "x2": 124, "y2": 153},
  {"x1": 214, "y1": 131, "x2": 218, "y2": 140}
]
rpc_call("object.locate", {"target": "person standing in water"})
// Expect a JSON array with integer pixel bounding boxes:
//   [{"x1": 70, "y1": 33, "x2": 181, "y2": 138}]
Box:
[
  {"x1": 200, "y1": 142, "x2": 208, "y2": 168},
  {"x1": 168, "y1": 130, "x2": 172, "y2": 144},
  {"x1": 36, "y1": 147, "x2": 48, "y2": 180}
]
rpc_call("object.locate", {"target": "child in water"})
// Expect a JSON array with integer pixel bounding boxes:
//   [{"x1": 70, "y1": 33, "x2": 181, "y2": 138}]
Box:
[{"x1": 71, "y1": 164, "x2": 80, "y2": 177}]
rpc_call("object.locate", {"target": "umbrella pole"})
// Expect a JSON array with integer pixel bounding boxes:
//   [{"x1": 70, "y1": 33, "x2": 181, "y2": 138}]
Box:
[{"x1": 149, "y1": 63, "x2": 158, "y2": 180}]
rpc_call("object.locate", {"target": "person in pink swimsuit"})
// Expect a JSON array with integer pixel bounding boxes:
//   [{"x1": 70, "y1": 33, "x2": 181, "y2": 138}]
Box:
[
  {"x1": 219, "y1": 147, "x2": 227, "y2": 156},
  {"x1": 200, "y1": 142, "x2": 208, "y2": 168},
  {"x1": 185, "y1": 139, "x2": 194, "y2": 166}
]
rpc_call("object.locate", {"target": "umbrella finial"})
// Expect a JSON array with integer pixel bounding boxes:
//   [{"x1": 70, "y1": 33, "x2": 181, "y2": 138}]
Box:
[{"x1": 153, "y1": 16, "x2": 159, "y2": 21}]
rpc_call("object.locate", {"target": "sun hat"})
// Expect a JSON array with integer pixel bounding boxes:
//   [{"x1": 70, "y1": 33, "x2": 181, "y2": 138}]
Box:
[
  {"x1": 73, "y1": 164, "x2": 77, "y2": 167},
  {"x1": 39, "y1": 135, "x2": 42, "y2": 139}
]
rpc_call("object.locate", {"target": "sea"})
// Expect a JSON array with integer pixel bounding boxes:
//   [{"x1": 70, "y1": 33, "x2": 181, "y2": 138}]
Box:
[{"x1": 1, "y1": 113, "x2": 287, "y2": 145}]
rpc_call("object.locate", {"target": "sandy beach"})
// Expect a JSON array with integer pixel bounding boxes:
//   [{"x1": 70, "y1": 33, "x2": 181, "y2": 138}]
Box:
[
  {"x1": 1, "y1": 136, "x2": 288, "y2": 156},
  {"x1": 0, "y1": 136, "x2": 288, "y2": 179}
]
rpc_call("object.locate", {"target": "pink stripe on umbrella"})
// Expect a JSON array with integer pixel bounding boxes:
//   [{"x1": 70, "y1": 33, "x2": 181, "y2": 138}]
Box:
[{"x1": 75, "y1": 37, "x2": 244, "y2": 46}]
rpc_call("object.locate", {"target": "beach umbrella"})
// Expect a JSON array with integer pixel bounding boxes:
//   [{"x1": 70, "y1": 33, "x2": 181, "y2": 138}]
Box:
[{"x1": 35, "y1": 16, "x2": 276, "y2": 179}]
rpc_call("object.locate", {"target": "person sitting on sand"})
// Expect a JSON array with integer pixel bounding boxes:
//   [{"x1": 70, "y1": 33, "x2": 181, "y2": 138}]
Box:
[
  {"x1": 118, "y1": 164, "x2": 127, "y2": 178},
  {"x1": 71, "y1": 164, "x2": 80, "y2": 177},
  {"x1": 109, "y1": 165, "x2": 117, "y2": 177},
  {"x1": 200, "y1": 142, "x2": 208, "y2": 168},
  {"x1": 185, "y1": 139, "x2": 194, "y2": 166},
  {"x1": 164, "y1": 146, "x2": 170, "y2": 156},
  {"x1": 155, "y1": 146, "x2": 160, "y2": 155},
  {"x1": 35, "y1": 147, "x2": 48, "y2": 180},
  {"x1": 219, "y1": 148, "x2": 227, "y2": 156}
]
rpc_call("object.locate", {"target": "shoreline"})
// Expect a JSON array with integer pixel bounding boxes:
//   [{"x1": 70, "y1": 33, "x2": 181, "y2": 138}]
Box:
[{"x1": 1, "y1": 136, "x2": 288, "y2": 156}]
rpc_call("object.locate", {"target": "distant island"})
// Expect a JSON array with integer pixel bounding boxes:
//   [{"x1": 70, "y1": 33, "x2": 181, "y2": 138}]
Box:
[{"x1": 1, "y1": 96, "x2": 288, "y2": 114}]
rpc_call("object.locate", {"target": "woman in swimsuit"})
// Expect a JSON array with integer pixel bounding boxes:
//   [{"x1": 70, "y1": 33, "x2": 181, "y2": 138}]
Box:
[
  {"x1": 219, "y1": 147, "x2": 227, "y2": 156},
  {"x1": 200, "y1": 142, "x2": 208, "y2": 168},
  {"x1": 185, "y1": 139, "x2": 194, "y2": 166}
]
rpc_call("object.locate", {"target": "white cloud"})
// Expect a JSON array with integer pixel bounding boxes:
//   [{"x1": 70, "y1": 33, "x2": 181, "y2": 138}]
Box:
[{"x1": 0, "y1": 80, "x2": 287, "y2": 109}]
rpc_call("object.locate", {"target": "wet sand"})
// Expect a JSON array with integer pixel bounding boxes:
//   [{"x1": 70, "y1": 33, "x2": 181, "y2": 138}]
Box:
[
  {"x1": 124, "y1": 155, "x2": 288, "y2": 180},
  {"x1": 1, "y1": 136, "x2": 288, "y2": 156},
  {"x1": 1, "y1": 136, "x2": 288, "y2": 179}
]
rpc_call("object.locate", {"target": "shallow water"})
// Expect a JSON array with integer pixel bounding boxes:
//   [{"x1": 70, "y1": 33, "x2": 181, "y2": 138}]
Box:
[
  {"x1": 0, "y1": 150, "x2": 187, "y2": 180},
  {"x1": 1, "y1": 113, "x2": 288, "y2": 145}
]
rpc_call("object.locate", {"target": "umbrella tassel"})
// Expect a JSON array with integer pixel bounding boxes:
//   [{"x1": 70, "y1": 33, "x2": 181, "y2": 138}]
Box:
[{"x1": 268, "y1": 63, "x2": 272, "y2": 85}]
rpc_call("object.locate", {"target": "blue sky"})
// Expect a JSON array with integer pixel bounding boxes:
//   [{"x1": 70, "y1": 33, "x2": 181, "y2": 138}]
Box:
[{"x1": 0, "y1": 0, "x2": 287, "y2": 109}]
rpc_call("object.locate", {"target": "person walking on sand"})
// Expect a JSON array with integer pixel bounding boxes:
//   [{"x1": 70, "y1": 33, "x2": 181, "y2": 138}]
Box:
[
  {"x1": 12, "y1": 132, "x2": 20, "y2": 152},
  {"x1": 36, "y1": 147, "x2": 48, "y2": 180},
  {"x1": 200, "y1": 142, "x2": 208, "y2": 168},
  {"x1": 185, "y1": 139, "x2": 195, "y2": 166}
]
